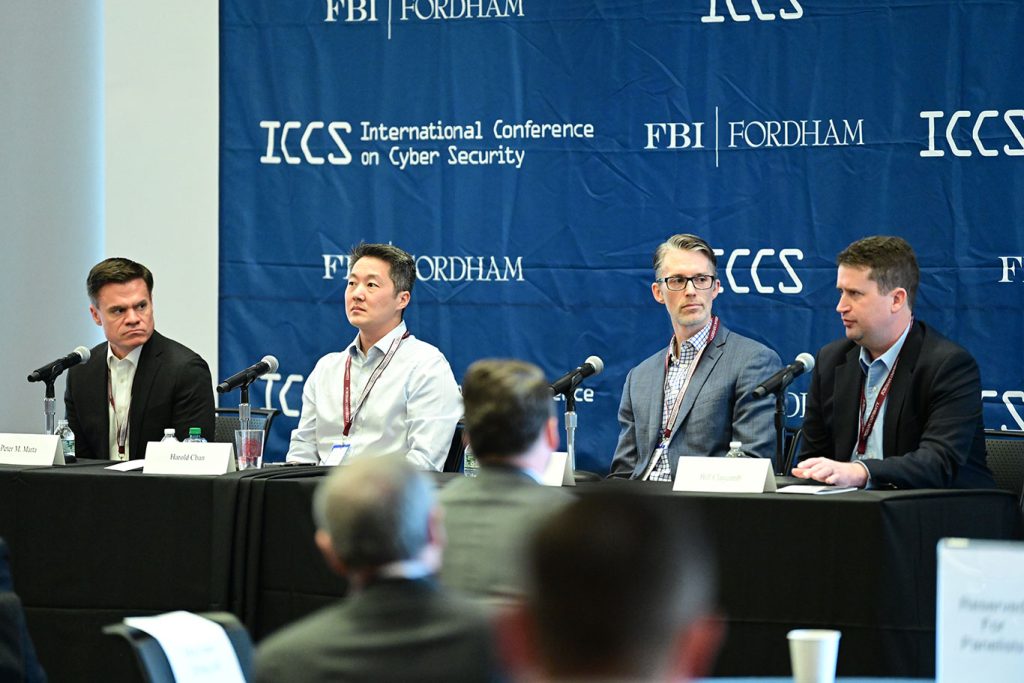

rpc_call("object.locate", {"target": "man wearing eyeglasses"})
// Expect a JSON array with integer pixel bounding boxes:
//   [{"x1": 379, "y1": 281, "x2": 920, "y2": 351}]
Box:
[{"x1": 608, "y1": 234, "x2": 781, "y2": 480}]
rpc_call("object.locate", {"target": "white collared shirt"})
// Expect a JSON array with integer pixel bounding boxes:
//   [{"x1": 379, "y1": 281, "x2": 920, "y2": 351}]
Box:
[
  {"x1": 852, "y1": 321, "x2": 913, "y2": 461},
  {"x1": 286, "y1": 322, "x2": 463, "y2": 470},
  {"x1": 106, "y1": 344, "x2": 144, "y2": 461}
]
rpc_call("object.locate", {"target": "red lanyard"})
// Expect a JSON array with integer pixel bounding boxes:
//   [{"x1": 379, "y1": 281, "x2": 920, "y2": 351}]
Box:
[
  {"x1": 107, "y1": 370, "x2": 130, "y2": 456},
  {"x1": 856, "y1": 355, "x2": 901, "y2": 455},
  {"x1": 343, "y1": 331, "x2": 410, "y2": 437},
  {"x1": 660, "y1": 316, "x2": 719, "y2": 443}
]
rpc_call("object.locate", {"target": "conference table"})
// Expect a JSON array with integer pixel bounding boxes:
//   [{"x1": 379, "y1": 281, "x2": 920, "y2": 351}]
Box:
[{"x1": 0, "y1": 460, "x2": 1020, "y2": 682}]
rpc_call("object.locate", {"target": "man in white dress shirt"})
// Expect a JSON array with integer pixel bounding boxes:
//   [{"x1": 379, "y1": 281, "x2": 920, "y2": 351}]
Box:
[{"x1": 286, "y1": 243, "x2": 462, "y2": 469}]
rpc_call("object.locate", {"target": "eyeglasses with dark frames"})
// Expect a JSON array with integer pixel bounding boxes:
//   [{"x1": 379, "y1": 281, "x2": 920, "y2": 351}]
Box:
[{"x1": 654, "y1": 274, "x2": 717, "y2": 291}]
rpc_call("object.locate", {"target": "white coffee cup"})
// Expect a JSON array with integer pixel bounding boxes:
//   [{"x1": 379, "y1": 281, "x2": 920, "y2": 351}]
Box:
[{"x1": 787, "y1": 629, "x2": 841, "y2": 683}]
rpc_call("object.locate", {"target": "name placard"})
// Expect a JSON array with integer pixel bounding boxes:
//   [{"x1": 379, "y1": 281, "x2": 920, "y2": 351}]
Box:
[
  {"x1": 541, "y1": 451, "x2": 575, "y2": 487},
  {"x1": 144, "y1": 442, "x2": 236, "y2": 475},
  {"x1": 672, "y1": 456, "x2": 776, "y2": 493},
  {"x1": 937, "y1": 538, "x2": 1024, "y2": 683},
  {"x1": 0, "y1": 433, "x2": 63, "y2": 466}
]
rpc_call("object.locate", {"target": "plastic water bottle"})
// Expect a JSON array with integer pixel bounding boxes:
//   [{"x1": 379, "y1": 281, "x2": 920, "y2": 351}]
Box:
[
  {"x1": 726, "y1": 441, "x2": 745, "y2": 458},
  {"x1": 184, "y1": 427, "x2": 207, "y2": 444},
  {"x1": 463, "y1": 445, "x2": 479, "y2": 477},
  {"x1": 55, "y1": 419, "x2": 76, "y2": 461},
  {"x1": 161, "y1": 428, "x2": 179, "y2": 443}
]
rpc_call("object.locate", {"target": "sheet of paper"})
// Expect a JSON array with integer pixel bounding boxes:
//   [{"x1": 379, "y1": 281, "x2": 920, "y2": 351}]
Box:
[
  {"x1": 106, "y1": 460, "x2": 145, "y2": 471},
  {"x1": 123, "y1": 611, "x2": 245, "y2": 683},
  {"x1": 777, "y1": 485, "x2": 857, "y2": 495}
]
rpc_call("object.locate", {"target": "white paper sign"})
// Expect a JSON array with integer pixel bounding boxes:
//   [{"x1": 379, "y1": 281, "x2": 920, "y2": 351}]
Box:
[
  {"x1": 937, "y1": 538, "x2": 1024, "y2": 683},
  {"x1": 143, "y1": 442, "x2": 236, "y2": 475},
  {"x1": 541, "y1": 451, "x2": 575, "y2": 487},
  {"x1": 672, "y1": 456, "x2": 776, "y2": 493},
  {"x1": 0, "y1": 433, "x2": 63, "y2": 466},
  {"x1": 123, "y1": 611, "x2": 246, "y2": 683}
]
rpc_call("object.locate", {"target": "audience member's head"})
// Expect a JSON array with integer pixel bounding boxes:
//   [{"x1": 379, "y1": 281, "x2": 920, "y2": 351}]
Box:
[
  {"x1": 462, "y1": 359, "x2": 557, "y2": 470},
  {"x1": 311, "y1": 455, "x2": 441, "y2": 585},
  {"x1": 515, "y1": 492, "x2": 722, "y2": 681}
]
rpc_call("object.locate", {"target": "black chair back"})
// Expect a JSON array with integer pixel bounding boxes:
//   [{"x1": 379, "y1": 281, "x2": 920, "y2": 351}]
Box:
[
  {"x1": 214, "y1": 408, "x2": 279, "y2": 444},
  {"x1": 442, "y1": 421, "x2": 466, "y2": 473},
  {"x1": 103, "y1": 612, "x2": 253, "y2": 683},
  {"x1": 984, "y1": 429, "x2": 1024, "y2": 510}
]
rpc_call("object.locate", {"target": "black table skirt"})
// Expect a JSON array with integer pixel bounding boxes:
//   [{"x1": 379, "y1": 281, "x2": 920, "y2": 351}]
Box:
[{"x1": 0, "y1": 462, "x2": 1020, "y2": 681}]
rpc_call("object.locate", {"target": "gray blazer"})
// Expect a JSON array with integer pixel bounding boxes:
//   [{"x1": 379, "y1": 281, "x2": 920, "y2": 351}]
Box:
[
  {"x1": 438, "y1": 466, "x2": 571, "y2": 607},
  {"x1": 609, "y1": 323, "x2": 781, "y2": 478},
  {"x1": 254, "y1": 578, "x2": 499, "y2": 683}
]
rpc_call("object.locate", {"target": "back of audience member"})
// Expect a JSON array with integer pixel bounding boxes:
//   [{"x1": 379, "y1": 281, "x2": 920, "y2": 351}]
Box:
[
  {"x1": 506, "y1": 493, "x2": 723, "y2": 682},
  {"x1": 1, "y1": 538, "x2": 47, "y2": 683},
  {"x1": 439, "y1": 360, "x2": 572, "y2": 607},
  {"x1": 254, "y1": 456, "x2": 500, "y2": 683}
]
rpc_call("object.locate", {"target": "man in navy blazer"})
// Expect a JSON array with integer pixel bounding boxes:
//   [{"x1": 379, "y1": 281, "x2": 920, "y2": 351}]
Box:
[
  {"x1": 64, "y1": 258, "x2": 215, "y2": 460},
  {"x1": 609, "y1": 234, "x2": 781, "y2": 480},
  {"x1": 794, "y1": 236, "x2": 994, "y2": 489}
]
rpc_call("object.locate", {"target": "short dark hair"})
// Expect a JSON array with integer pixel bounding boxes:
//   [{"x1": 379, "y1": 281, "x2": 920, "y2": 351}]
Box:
[
  {"x1": 837, "y1": 236, "x2": 919, "y2": 309},
  {"x1": 462, "y1": 359, "x2": 553, "y2": 459},
  {"x1": 653, "y1": 234, "x2": 718, "y2": 278},
  {"x1": 312, "y1": 455, "x2": 433, "y2": 570},
  {"x1": 350, "y1": 243, "x2": 416, "y2": 295},
  {"x1": 87, "y1": 258, "x2": 153, "y2": 304},
  {"x1": 527, "y1": 493, "x2": 716, "y2": 679}
]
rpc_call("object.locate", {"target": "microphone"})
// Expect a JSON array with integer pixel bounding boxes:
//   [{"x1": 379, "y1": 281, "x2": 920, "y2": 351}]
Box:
[
  {"x1": 27, "y1": 346, "x2": 92, "y2": 383},
  {"x1": 550, "y1": 356, "x2": 604, "y2": 395},
  {"x1": 752, "y1": 353, "x2": 815, "y2": 399},
  {"x1": 217, "y1": 355, "x2": 279, "y2": 393}
]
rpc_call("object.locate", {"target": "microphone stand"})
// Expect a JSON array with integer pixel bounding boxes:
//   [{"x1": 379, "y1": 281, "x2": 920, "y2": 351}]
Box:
[
  {"x1": 771, "y1": 369, "x2": 794, "y2": 475},
  {"x1": 238, "y1": 384, "x2": 252, "y2": 434},
  {"x1": 562, "y1": 373, "x2": 582, "y2": 471},
  {"x1": 43, "y1": 380, "x2": 57, "y2": 435},
  {"x1": 773, "y1": 386, "x2": 786, "y2": 475}
]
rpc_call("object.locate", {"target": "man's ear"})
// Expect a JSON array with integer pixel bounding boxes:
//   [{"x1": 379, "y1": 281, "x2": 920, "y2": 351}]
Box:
[
  {"x1": 670, "y1": 613, "x2": 725, "y2": 680},
  {"x1": 315, "y1": 529, "x2": 347, "y2": 576},
  {"x1": 652, "y1": 281, "x2": 666, "y2": 304},
  {"x1": 427, "y1": 503, "x2": 446, "y2": 550},
  {"x1": 890, "y1": 287, "x2": 908, "y2": 313},
  {"x1": 544, "y1": 416, "x2": 558, "y2": 450},
  {"x1": 89, "y1": 304, "x2": 102, "y2": 327},
  {"x1": 396, "y1": 289, "x2": 411, "y2": 311}
]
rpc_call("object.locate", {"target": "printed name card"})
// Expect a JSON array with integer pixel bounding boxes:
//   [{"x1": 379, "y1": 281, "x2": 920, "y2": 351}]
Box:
[
  {"x1": 144, "y1": 442, "x2": 236, "y2": 475},
  {"x1": 937, "y1": 538, "x2": 1024, "y2": 683},
  {"x1": 672, "y1": 456, "x2": 776, "y2": 493},
  {"x1": 122, "y1": 611, "x2": 246, "y2": 683},
  {"x1": 541, "y1": 451, "x2": 575, "y2": 487},
  {"x1": 0, "y1": 433, "x2": 63, "y2": 466}
]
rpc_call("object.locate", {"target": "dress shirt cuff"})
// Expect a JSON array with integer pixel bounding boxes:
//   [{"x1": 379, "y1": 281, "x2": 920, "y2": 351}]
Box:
[{"x1": 853, "y1": 459, "x2": 873, "y2": 489}]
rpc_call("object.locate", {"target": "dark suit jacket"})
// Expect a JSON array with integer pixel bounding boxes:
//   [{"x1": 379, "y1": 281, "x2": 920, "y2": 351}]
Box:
[
  {"x1": 64, "y1": 331, "x2": 215, "y2": 459},
  {"x1": 254, "y1": 578, "x2": 500, "y2": 683},
  {"x1": 1, "y1": 539, "x2": 46, "y2": 683},
  {"x1": 609, "y1": 323, "x2": 781, "y2": 478},
  {"x1": 799, "y1": 320, "x2": 994, "y2": 489}
]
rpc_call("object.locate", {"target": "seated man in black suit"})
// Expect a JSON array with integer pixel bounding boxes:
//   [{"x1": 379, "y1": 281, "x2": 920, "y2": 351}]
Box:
[
  {"x1": 64, "y1": 257, "x2": 215, "y2": 460},
  {"x1": 438, "y1": 359, "x2": 571, "y2": 607},
  {"x1": 254, "y1": 456, "x2": 500, "y2": 683},
  {"x1": 794, "y1": 236, "x2": 995, "y2": 488},
  {"x1": 504, "y1": 493, "x2": 722, "y2": 682},
  {"x1": 1, "y1": 538, "x2": 46, "y2": 683}
]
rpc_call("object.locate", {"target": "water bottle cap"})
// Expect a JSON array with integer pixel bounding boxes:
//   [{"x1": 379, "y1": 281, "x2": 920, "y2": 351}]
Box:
[
  {"x1": 729, "y1": 441, "x2": 742, "y2": 449},
  {"x1": 189, "y1": 427, "x2": 202, "y2": 436},
  {"x1": 164, "y1": 428, "x2": 175, "y2": 434}
]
